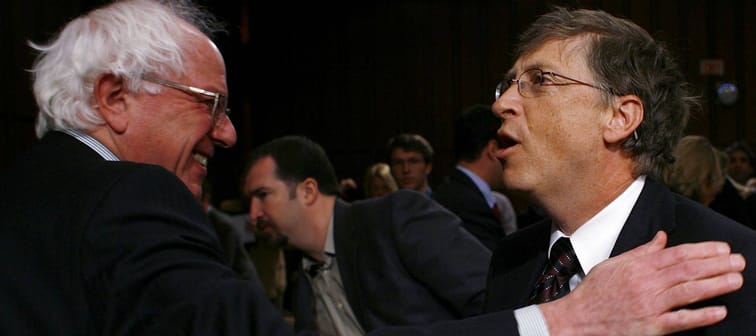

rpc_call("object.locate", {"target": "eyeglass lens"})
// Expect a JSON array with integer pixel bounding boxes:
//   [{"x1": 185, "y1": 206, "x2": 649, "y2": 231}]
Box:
[{"x1": 495, "y1": 69, "x2": 545, "y2": 100}]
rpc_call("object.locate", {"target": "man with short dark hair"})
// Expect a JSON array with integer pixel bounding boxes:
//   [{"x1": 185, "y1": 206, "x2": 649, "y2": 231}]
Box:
[
  {"x1": 725, "y1": 141, "x2": 755, "y2": 189},
  {"x1": 434, "y1": 104, "x2": 517, "y2": 250},
  {"x1": 711, "y1": 141, "x2": 756, "y2": 229},
  {"x1": 243, "y1": 135, "x2": 491, "y2": 334},
  {"x1": 387, "y1": 133, "x2": 435, "y2": 196}
]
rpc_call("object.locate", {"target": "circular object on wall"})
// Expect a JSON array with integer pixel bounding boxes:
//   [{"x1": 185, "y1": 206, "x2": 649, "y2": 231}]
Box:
[{"x1": 717, "y1": 82, "x2": 739, "y2": 106}]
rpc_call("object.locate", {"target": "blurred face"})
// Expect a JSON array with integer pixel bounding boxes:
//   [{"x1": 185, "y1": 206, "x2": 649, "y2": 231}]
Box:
[
  {"x1": 492, "y1": 37, "x2": 608, "y2": 197},
  {"x1": 122, "y1": 33, "x2": 236, "y2": 198},
  {"x1": 727, "y1": 150, "x2": 753, "y2": 184},
  {"x1": 243, "y1": 156, "x2": 307, "y2": 248},
  {"x1": 368, "y1": 176, "x2": 391, "y2": 198},
  {"x1": 390, "y1": 148, "x2": 431, "y2": 192}
]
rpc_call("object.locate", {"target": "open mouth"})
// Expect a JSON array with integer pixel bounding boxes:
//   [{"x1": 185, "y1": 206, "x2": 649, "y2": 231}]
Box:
[
  {"x1": 497, "y1": 133, "x2": 518, "y2": 150},
  {"x1": 192, "y1": 153, "x2": 208, "y2": 168}
]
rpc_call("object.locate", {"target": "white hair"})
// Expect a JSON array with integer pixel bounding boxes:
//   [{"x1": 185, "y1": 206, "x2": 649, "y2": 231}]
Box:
[{"x1": 29, "y1": 0, "x2": 222, "y2": 138}]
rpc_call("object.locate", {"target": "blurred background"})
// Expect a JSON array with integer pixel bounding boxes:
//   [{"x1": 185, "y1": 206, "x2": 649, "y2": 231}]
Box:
[{"x1": 3, "y1": 0, "x2": 754, "y2": 206}]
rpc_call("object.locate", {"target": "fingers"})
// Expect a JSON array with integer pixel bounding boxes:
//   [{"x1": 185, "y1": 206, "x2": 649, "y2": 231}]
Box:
[
  {"x1": 552, "y1": 233, "x2": 746, "y2": 336},
  {"x1": 656, "y1": 307, "x2": 728, "y2": 334},
  {"x1": 648, "y1": 240, "x2": 732, "y2": 270},
  {"x1": 662, "y1": 254, "x2": 746, "y2": 287},
  {"x1": 661, "y1": 264, "x2": 744, "y2": 308}
]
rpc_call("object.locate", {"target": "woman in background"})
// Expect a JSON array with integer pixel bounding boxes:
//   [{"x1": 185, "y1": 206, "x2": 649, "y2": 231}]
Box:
[
  {"x1": 662, "y1": 135, "x2": 724, "y2": 206},
  {"x1": 364, "y1": 162, "x2": 398, "y2": 198}
]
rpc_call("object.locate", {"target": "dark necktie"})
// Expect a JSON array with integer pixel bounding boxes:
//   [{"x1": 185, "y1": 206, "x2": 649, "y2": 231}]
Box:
[
  {"x1": 306, "y1": 262, "x2": 324, "y2": 277},
  {"x1": 529, "y1": 237, "x2": 582, "y2": 304},
  {"x1": 492, "y1": 203, "x2": 502, "y2": 221}
]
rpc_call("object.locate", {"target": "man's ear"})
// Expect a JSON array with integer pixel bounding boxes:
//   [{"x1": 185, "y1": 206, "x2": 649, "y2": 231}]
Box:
[
  {"x1": 93, "y1": 73, "x2": 129, "y2": 133},
  {"x1": 485, "y1": 139, "x2": 499, "y2": 160},
  {"x1": 604, "y1": 94, "x2": 643, "y2": 144},
  {"x1": 298, "y1": 177, "x2": 320, "y2": 206},
  {"x1": 425, "y1": 162, "x2": 433, "y2": 175}
]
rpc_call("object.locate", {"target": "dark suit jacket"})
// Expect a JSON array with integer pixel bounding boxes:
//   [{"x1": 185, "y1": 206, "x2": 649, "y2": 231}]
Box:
[
  {"x1": 207, "y1": 207, "x2": 261, "y2": 283},
  {"x1": 0, "y1": 132, "x2": 294, "y2": 335},
  {"x1": 295, "y1": 190, "x2": 491, "y2": 333},
  {"x1": 485, "y1": 178, "x2": 756, "y2": 335},
  {"x1": 710, "y1": 179, "x2": 752, "y2": 228},
  {"x1": 433, "y1": 169, "x2": 505, "y2": 251}
]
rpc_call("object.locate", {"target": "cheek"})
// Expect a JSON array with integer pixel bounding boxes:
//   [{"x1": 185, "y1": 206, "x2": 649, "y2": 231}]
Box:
[{"x1": 526, "y1": 103, "x2": 598, "y2": 161}]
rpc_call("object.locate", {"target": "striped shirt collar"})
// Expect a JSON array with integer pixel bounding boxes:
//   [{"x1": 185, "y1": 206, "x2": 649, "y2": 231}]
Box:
[{"x1": 61, "y1": 129, "x2": 120, "y2": 161}]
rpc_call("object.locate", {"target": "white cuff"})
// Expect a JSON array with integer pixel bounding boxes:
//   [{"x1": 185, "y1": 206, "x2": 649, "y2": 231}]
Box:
[{"x1": 514, "y1": 305, "x2": 550, "y2": 336}]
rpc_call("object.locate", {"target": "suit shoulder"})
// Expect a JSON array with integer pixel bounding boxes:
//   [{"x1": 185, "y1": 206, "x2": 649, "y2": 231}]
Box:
[
  {"x1": 373, "y1": 189, "x2": 436, "y2": 206},
  {"x1": 670, "y1": 192, "x2": 756, "y2": 249}
]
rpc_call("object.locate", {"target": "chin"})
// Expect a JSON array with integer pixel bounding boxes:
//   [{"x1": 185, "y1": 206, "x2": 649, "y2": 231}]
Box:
[
  {"x1": 181, "y1": 179, "x2": 203, "y2": 201},
  {"x1": 188, "y1": 186, "x2": 202, "y2": 201},
  {"x1": 501, "y1": 173, "x2": 530, "y2": 193}
]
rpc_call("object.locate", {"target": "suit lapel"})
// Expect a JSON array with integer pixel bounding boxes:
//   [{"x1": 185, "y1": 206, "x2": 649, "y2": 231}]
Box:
[
  {"x1": 611, "y1": 178, "x2": 678, "y2": 256},
  {"x1": 332, "y1": 200, "x2": 367, "y2": 324},
  {"x1": 486, "y1": 220, "x2": 551, "y2": 310},
  {"x1": 451, "y1": 170, "x2": 497, "y2": 218},
  {"x1": 451, "y1": 170, "x2": 488, "y2": 203}
]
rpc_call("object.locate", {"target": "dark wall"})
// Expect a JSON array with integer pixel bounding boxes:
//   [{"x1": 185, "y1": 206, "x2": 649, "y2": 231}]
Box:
[{"x1": 3, "y1": 0, "x2": 754, "y2": 204}]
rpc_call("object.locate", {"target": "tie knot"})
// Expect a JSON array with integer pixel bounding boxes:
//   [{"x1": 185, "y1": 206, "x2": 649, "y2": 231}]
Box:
[
  {"x1": 549, "y1": 237, "x2": 581, "y2": 276},
  {"x1": 529, "y1": 237, "x2": 583, "y2": 304}
]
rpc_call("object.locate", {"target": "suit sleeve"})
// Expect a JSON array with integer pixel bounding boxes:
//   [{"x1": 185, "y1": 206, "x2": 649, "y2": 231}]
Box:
[
  {"x1": 392, "y1": 192, "x2": 492, "y2": 317},
  {"x1": 367, "y1": 310, "x2": 519, "y2": 336},
  {"x1": 81, "y1": 166, "x2": 294, "y2": 335}
]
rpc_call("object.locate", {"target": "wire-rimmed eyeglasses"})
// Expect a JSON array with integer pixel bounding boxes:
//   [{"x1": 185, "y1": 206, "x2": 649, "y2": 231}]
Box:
[
  {"x1": 493, "y1": 68, "x2": 638, "y2": 140},
  {"x1": 142, "y1": 75, "x2": 230, "y2": 126},
  {"x1": 495, "y1": 68, "x2": 606, "y2": 100}
]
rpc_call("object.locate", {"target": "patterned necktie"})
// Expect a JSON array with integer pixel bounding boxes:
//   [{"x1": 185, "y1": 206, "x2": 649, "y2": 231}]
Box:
[{"x1": 529, "y1": 237, "x2": 582, "y2": 304}]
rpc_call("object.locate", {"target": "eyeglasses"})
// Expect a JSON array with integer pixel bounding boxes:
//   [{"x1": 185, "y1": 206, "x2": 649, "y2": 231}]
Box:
[
  {"x1": 495, "y1": 68, "x2": 605, "y2": 100},
  {"x1": 494, "y1": 69, "x2": 638, "y2": 140},
  {"x1": 142, "y1": 75, "x2": 230, "y2": 126}
]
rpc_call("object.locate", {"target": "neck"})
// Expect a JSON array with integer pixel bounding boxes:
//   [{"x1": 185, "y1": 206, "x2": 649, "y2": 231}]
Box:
[
  {"x1": 415, "y1": 182, "x2": 430, "y2": 193},
  {"x1": 304, "y1": 196, "x2": 336, "y2": 262},
  {"x1": 537, "y1": 163, "x2": 636, "y2": 235}
]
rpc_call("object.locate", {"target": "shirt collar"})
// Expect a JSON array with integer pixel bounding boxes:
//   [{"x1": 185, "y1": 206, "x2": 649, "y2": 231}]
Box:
[
  {"x1": 324, "y1": 215, "x2": 336, "y2": 256},
  {"x1": 62, "y1": 129, "x2": 120, "y2": 161},
  {"x1": 549, "y1": 175, "x2": 646, "y2": 275},
  {"x1": 303, "y1": 215, "x2": 336, "y2": 271},
  {"x1": 456, "y1": 165, "x2": 496, "y2": 207}
]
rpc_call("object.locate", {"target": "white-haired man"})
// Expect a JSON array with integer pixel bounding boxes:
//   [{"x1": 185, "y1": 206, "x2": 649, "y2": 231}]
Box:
[{"x1": 0, "y1": 1, "x2": 291, "y2": 334}]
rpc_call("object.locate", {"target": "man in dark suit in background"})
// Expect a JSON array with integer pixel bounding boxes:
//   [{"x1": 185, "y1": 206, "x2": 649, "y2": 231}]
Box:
[
  {"x1": 242, "y1": 135, "x2": 491, "y2": 334},
  {"x1": 484, "y1": 7, "x2": 756, "y2": 334},
  {"x1": 710, "y1": 141, "x2": 755, "y2": 229},
  {"x1": 0, "y1": 0, "x2": 293, "y2": 334},
  {"x1": 434, "y1": 104, "x2": 517, "y2": 250}
]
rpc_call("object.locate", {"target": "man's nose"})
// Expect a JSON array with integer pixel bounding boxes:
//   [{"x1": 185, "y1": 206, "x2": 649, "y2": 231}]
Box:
[
  {"x1": 248, "y1": 198, "x2": 263, "y2": 221},
  {"x1": 210, "y1": 115, "x2": 237, "y2": 148}
]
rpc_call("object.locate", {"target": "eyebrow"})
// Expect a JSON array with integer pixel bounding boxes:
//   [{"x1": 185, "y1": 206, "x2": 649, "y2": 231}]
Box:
[
  {"x1": 250, "y1": 187, "x2": 267, "y2": 196},
  {"x1": 503, "y1": 69, "x2": 517, "y2": 80},
  {"x1": 505, "y1": 61, "x2": 552, "y2": 79}
]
